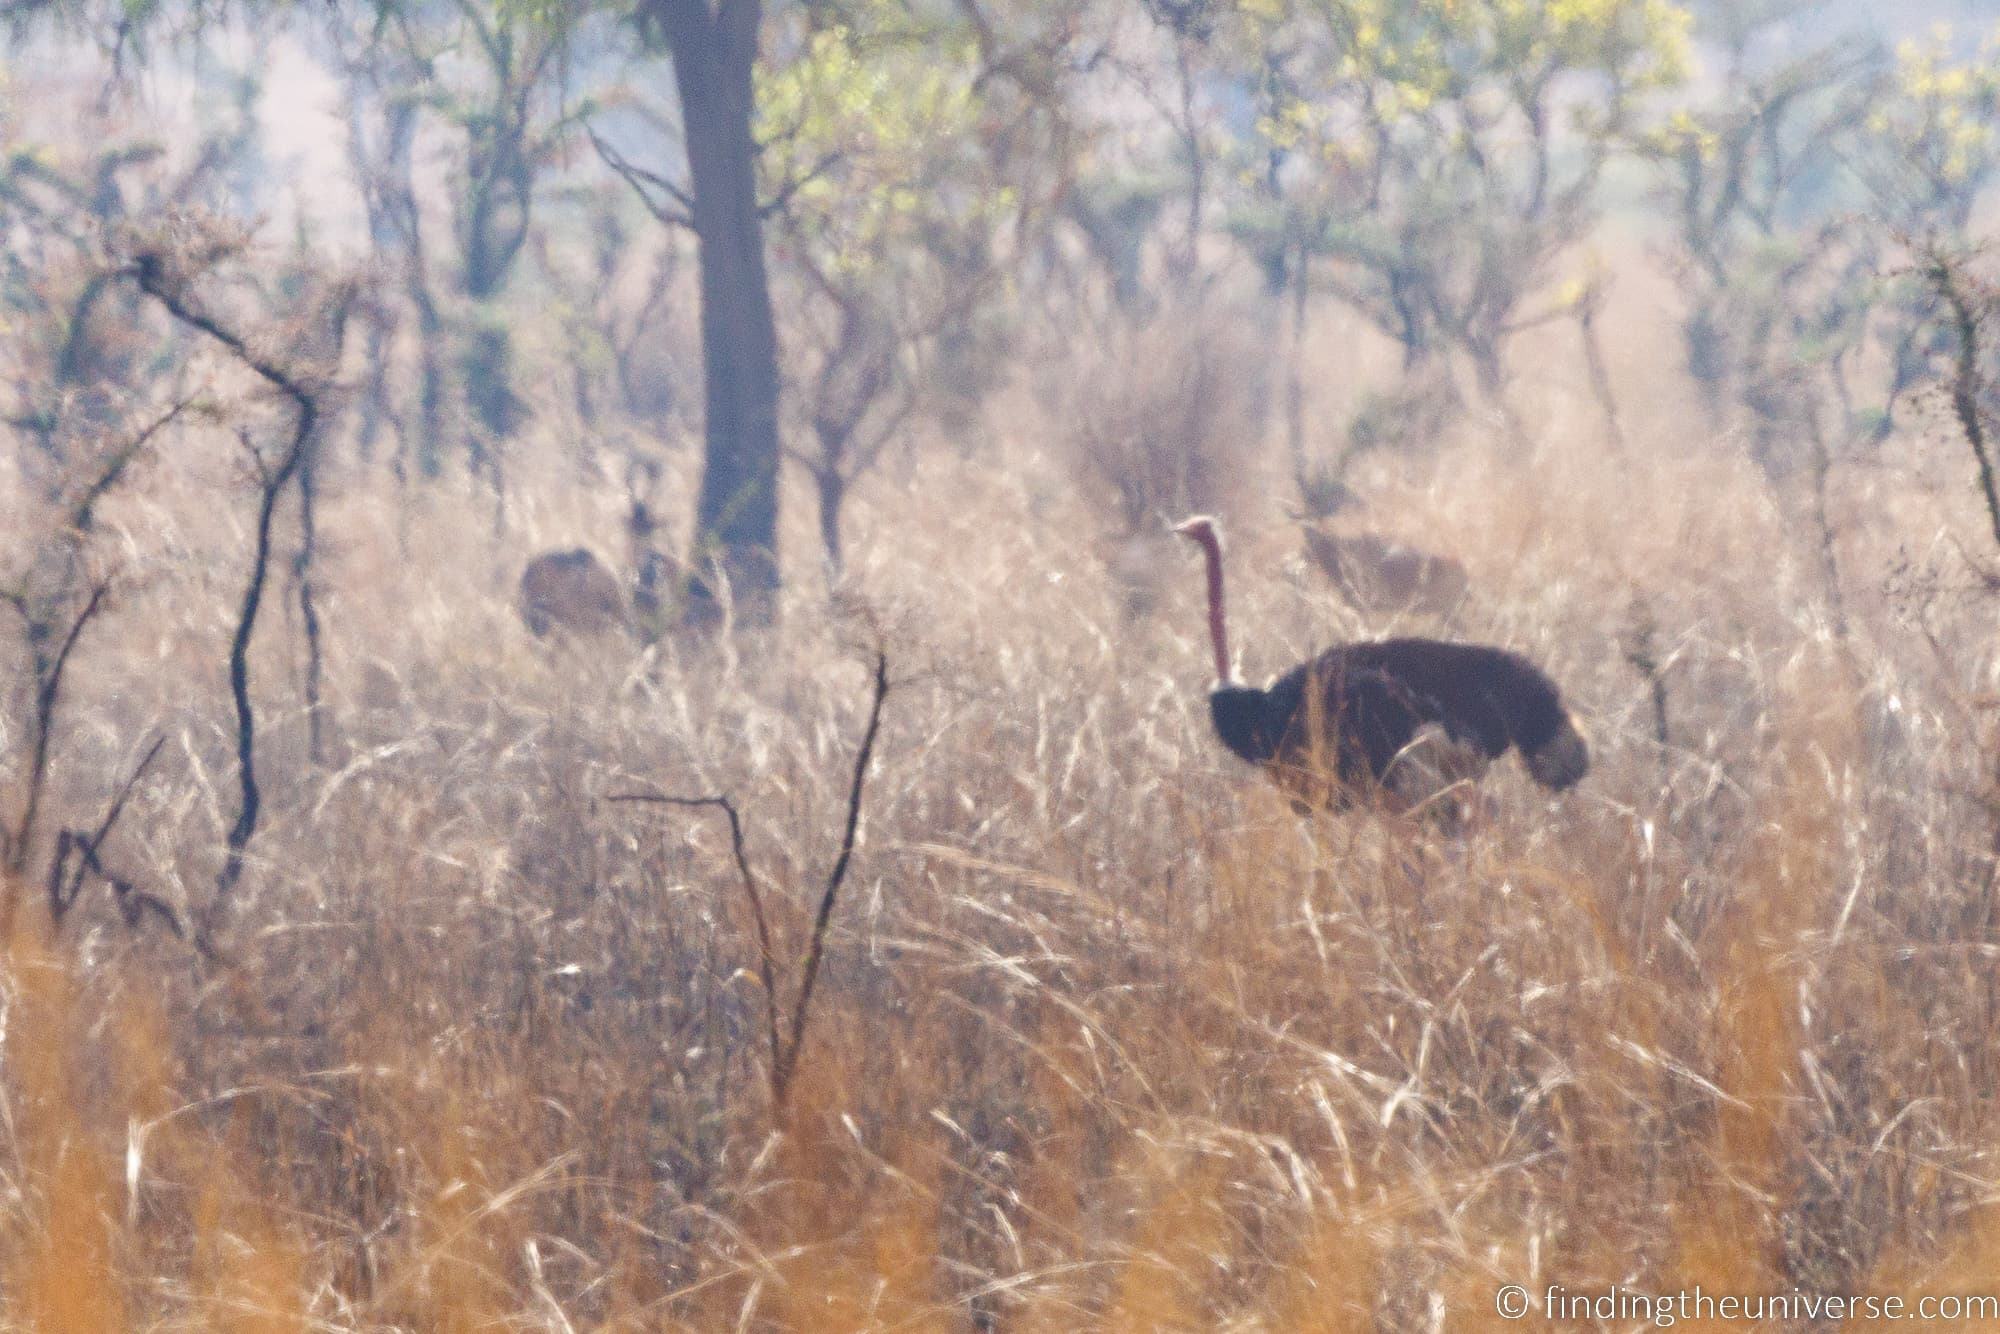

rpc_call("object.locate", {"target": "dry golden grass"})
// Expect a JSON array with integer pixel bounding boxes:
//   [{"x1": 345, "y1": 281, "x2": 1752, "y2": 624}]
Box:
[{"x1": 6, "y1": 272, "x2": 2000, "y2": 1332}]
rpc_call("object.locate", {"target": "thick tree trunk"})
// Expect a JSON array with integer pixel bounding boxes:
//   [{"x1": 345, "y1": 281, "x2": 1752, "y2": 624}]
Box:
[{"x1": 661, "y1": 0, "x2": 782, "y2": 626}]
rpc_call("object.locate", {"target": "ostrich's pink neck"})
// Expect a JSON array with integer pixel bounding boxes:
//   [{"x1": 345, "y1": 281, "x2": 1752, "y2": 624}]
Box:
[{"x1": 1190, "y1": 526, "x2": 1233, "y2": 685}]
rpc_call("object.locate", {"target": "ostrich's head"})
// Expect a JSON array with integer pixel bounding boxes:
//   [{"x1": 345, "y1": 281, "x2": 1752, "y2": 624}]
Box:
[
  {"x1": 1172, "y1": 515, "x2": 1220, "y2": 548},
  {"x1": 1172, "y1": 515, "x2": 1233, "y2": 685}
]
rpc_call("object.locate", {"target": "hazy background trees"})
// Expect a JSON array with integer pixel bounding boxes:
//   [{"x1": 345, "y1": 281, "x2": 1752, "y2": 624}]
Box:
[
  {"x1": 9, "y1": 0, "x2": 2000, "y2": 1325},
  {"x1": 2, "y1": 0, "x2": 1994, "y2": 640},
  {"x1": 1, "y1": 0, "x2": 1992, "y2": 690}
]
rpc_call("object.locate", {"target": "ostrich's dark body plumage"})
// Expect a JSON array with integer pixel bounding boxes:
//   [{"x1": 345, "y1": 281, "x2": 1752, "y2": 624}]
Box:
[
  {"x1": 1210, "y1": 640, "x2": 1585, "y2": 801},
  {"x1": 1174, "y1": 516, "x2": 1588, "y2": 810}
]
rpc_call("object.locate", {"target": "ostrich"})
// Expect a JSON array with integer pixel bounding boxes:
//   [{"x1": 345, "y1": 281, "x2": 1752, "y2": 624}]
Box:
[{"x1": 1173, "y1": 515, "x2": 1588, "y2": 811}]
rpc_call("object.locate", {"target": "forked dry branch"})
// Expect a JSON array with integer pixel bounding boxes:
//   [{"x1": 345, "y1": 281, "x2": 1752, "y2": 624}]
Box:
[
  {"x1": 613, "y1": 649, "x2": 891, "y2": 1115},
  {"x1": 1925, "y1": 247, "x2": 2000, "y2": 557},
  {"x1": 124, "y1": 232, "x2": 353, "y2": 934},
  {"x1": 47, "y1": 734, "x2": 178, "y2": 936},
  {"x1": 1, "y1": 580, "x2": 108, "y2": 883}
]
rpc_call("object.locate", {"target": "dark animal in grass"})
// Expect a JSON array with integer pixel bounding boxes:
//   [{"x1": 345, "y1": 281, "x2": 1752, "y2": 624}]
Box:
[
  {"x1": 518, "y1": 460, "x2": 676, "y2": 642},
  {"x1": 1293, "y1": 474, "x2": 1470, "y2": 617},
  {"x1": 1173, "y1": 515, "x2": 1588, "y2": 812},
  {"x1": 1301, "y1": 525, "x2": 1471, "y2": 619},
  {"x1": 518, "y1": 548, "x2": 627, "y2": 639}
]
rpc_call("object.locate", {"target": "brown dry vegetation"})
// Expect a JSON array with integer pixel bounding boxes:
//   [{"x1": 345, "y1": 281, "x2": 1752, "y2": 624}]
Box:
[{"x1": 7, "y1": 269, "x2": 2000, "y2": 1334}]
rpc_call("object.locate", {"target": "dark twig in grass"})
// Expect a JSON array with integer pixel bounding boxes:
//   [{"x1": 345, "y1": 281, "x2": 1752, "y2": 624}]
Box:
[
  {"x1": 47, "y1": 831, "x2": 183, "y2": 938},
  {"x1": 612, "y1": 649, "x2": 892, "y2": 1114},
  {"x1": 1925, "y1": 249, "x2": 2000, "y2": 558},
  {"x1": 607, "y1": 791, "x2": 783, "y2": 1094},
  {"x1": 48, "y1": 734, "x2": 180, "y2": 938},
  {"x1": 294, "y1": 438, "x2": 328, "y2": 764},
  {"x1": 3, "y1": 580, "x2": 110, "y2": 881},
  {"x1": 1623, "y1": 601, "x2": 1674, "y2": 800},
  {"x1": 127, "y1": 246, "x2": 349, "y2": 930},
  {"x1": 779, "y1": 650, "x2": 890, "y2": 1101}
]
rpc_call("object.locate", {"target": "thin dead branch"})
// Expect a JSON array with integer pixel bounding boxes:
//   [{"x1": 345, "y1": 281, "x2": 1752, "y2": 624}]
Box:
[
  {"x1": 48, "y1": 734, "x2": 180, "y2": 938},
  {"x1": 779, "y1": 650, "x2": 890, "y2": 1101},
  {"x1": 1926, "y1": 250, "x2": 2000, "y2": 557},
  {"x1": 127, "y1": 244, "x2": 348, "y2": 931},
  {"x1": 3, "y1": 580, "x2": 110, "y2": 880},
  {"x1": 588, "y1": 128, "x2": 695, "y2": 231},
  {"x1": 1623, "y1": 600, "x2": 1673, "y2": 794},
  {"x1": 607, "y1": 790, "x2": 783, "y2": 1094},
  {"x1": 68, "y1": 395, "x2": 192, "y2": 533},
  {"x1": 611, "y1": 649, "x2": 891, "y2": 1114}
]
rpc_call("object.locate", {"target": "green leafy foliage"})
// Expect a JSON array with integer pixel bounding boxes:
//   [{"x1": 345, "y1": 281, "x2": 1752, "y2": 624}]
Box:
[
  {"x1": 757, "y1": 13, "x2": 1008, "y2": 283},
  {"x1": 753, "y1": 4, "x2": 1043, "y2": 563},
  {"x1": 1222, "y1": 0, "x2": 1693, "y2": 391},
  {"x1": 1863, "y1": 27, "x2": 2000, "y2": 232}
]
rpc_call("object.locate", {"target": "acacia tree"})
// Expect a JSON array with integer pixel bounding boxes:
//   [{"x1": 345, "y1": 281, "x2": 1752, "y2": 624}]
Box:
[
  {"x1": 1635, "y1": 23, "x2": 1880, "y2": 459},
  {"x1": 1221, "y1": 0, "x2": 1690, "y2": 428},
  {"x1": 1634, "y1": 15, "x2": 2000, "y2": 631},
  {"x1": 1642, "y1": 19, "x2": 2000, "y2": 465},
  {"x1": 327, "y1": 0, "x2": 586, "y2": 491},
  {"x1": 439, "y1": 0, "x2": 588, "y2": 466},
  {"x1": 331, "y1": 7, "x2": 446, "y2": 475},
  {"x1": 598, "y1": 0, "x2": 1080, "y2": 618},
  {"x1": 0, "y1": 71, "x2": 268, "y2": 718},
  {"x1": 758, "y1": 10, "x2": 1033, "y2": 571},
  {"x1": 1085, "y1": 0, "x2": 1224, "y2": 286},
  {"x1": 1631, "y1": 15, "x2": 1872, "y2": 622},
  {"x1": 1857, "y1": 28, "x2": 2000, "y2": 239},
  {"x1": 0, "y1": 71, "x2": 259, "y2": 480},
  {"x1": 1850, "y1": 26, "x2": 2000, "y2": 433}
]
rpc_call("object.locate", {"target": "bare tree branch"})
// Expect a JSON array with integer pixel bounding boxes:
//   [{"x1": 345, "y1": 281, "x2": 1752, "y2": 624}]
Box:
[
  {"x1": 759, "y1": 148, "x2": 844, "y2": 220},
  {"x1": 67, "y1": 396, "x2": 192, "y2": 533},
  {"x1": 1927, "y1": 248, "x2": 2000, "y2": 557},
  {"x1": 610, "y1": 650, "x2": 892, "y2": 1114},
  {"x1": 608, "y1": 790, "x2": 783, "y2": 1095},
  {"x1": 589, "y1": 127, "x2": 695, "y2": 231},
  {"x1": 48, "y1": 734, "x2": 176, "y2": 941},
  {"x1": 127, "y1": 249, "x2": 345, "y2": 930},
  {"x1": 776, "y1": 649, "x2": 889, "y2": 1102},
  {"x1": 3, "y1": 580, "x2": 109, "y2": 878}
]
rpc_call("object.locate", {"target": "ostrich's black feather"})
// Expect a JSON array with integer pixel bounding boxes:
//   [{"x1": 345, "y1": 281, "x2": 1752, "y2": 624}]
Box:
[
  {"x1": 1206, "y1": 638, "x2": 1586, "y2": 803},
  {"x1": 1212, "y1": 666, "x2": 1449, "y2": 783},
  {"x1": 1208, "y1": 687, "x2": 1287, "y2": 765},
  {"x1": 1307, "y1": 639, "x2": 1574, "y2": 762}
]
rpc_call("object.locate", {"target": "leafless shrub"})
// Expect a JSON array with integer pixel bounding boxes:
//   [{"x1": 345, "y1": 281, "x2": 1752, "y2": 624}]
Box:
[
  {"x1": 1923, "y1": 246, "x2": 2000, "y2": 557},
  {"x1": 0, "y1": 581, "x2": 108, "y2": 882},
  {"x1": 1050, "y1": 302, "x2": 1266, "y2": 534}
]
